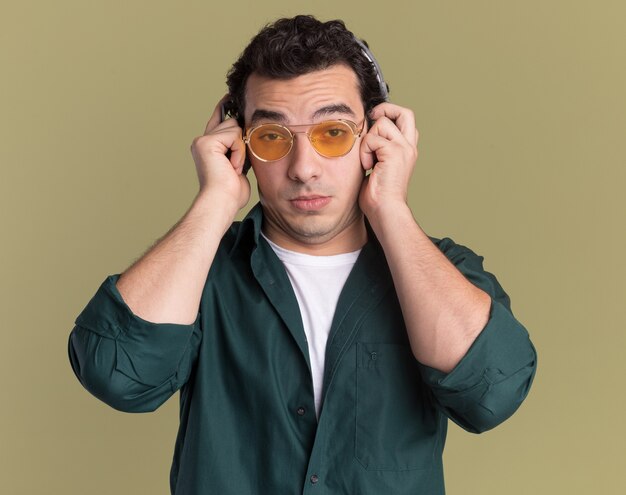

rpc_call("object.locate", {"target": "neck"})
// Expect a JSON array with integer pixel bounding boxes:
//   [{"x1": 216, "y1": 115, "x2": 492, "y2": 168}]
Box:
[{"x1": 261, "y1": 214, "x2": 367, "y2": 256}]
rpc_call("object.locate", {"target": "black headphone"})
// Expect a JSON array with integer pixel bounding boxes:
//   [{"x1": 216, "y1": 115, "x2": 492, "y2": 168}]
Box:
[{"x1": 354, "y1": 37, "x2": 389, "y2": 102}]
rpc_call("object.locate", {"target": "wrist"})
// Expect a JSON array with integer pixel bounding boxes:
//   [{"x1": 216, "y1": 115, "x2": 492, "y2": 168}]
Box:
[
  {"x1": 363, "y1": 200, "x2": 412, "y2": 232},
  {"x1": 190, "y1": 190, "x2": 240, "y2": 234}
]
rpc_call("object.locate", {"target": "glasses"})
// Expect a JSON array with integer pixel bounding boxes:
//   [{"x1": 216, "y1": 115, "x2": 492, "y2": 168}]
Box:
[{"x1": 243, "y1": 119, "x2": 364, "y2": 162}]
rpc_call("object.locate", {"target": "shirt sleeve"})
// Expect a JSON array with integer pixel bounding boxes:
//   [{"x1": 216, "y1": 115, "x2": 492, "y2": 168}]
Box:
[
  {"x1": 418, "y1": 238, "x2": 538, "y2": 433},
  {"x1": 68, "y1": 274, "x2": 202, "y2": 413}
]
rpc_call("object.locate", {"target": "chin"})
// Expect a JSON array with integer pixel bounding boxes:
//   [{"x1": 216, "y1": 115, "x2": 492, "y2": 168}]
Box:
[{"x1": 288, "y1": 223, "x2": 337, "y2": 242}]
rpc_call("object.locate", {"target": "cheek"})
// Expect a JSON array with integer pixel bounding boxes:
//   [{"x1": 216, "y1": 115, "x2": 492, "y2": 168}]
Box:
[
  {"x1": 252, "y1": 164, "x2": 282, "y2": 201},
  {"x1": 343, "y1": 157, "x2": 366, "y2": 191}
]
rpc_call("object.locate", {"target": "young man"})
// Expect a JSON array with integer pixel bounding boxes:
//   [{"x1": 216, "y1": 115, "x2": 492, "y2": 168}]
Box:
[{"x1": 69, "y1": 15, "x2": 537, "y2": 494}]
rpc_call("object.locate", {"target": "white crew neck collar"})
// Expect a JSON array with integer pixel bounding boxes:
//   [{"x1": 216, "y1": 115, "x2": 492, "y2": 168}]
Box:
[{"x1": 261, "y1": 231, "x2": 362, "y2": 267}]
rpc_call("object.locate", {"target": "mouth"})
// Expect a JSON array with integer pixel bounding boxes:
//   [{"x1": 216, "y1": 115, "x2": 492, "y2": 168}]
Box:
[{"x1": 289, "y1": 195, "x2": 332, "y2": 211}]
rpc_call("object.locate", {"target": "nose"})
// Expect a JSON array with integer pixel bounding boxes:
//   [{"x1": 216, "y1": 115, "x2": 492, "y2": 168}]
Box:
[{"x1": 286, "y1": 133, "x2": 323, "y2": 183}]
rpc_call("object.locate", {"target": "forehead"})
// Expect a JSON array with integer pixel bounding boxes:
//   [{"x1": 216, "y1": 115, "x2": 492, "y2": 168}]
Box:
[{"x1": 243, "y1": 64, "x2": 363, "y2": 124}]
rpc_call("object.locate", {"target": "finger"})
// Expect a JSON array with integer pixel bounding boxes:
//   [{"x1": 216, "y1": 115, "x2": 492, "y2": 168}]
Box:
[
  {"x1": 369, "y1": 103, "x2": 417, "y2": 145},
  {"x1": 191, "y1": 124, "x2": 244, "y2": 169},
  {"x1": 214, "y1": 125, "x2": 244, "y2": 165},
  {"x1": 369, "y1": 116, "x2": 405, "y2": 143},
  {"x1": 359, "y1": 133, "x2": 390, "y2": 170},
  {"x1": 360, "y1": 146, "x2": 375, "y2": 172},
  {"x1": 229, "y1": 136, "x2": 247, "y2": 174},
  {"x1": 204, "y1": 94, "x2": 231, "y2": 135}
]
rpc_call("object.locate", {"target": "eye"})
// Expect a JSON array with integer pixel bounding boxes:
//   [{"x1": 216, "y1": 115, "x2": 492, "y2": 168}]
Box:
[
  {"x1": 251, "y1": 124, "x2": 291, "y2": 143},
  {"x1": 258, "y1": 132, "x2": 285, "y2": 141},
  {"x1": 325, "y1": 127, "x2": 347, "y2": 138}
]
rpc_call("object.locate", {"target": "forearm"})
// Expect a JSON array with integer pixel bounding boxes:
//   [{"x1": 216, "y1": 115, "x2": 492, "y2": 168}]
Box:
[
  {"x1": 367, "y1": 202, "x2": 491, "y2": 373},
  {"x1": 116, "y1": 191, "x2": 237, "y2": 324}
]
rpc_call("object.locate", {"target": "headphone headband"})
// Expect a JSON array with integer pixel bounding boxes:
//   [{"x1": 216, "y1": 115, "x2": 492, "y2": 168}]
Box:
[{"x1": 354, "y1": 38, "x2": 389, "y2": 101}]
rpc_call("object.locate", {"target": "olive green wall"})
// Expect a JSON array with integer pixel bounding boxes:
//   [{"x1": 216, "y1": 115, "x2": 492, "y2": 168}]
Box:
[{"x1": 2, "y1": 1, "x2": 624, "y2": 493}]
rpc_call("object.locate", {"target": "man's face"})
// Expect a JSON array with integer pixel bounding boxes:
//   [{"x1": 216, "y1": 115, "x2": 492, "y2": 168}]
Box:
[{"x1": 244, "y1": 64, "x2": 367, "y2": 254}]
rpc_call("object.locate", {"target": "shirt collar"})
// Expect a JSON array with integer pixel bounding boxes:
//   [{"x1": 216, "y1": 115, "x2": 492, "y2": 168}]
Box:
[{"x1": 229, "y1": 202, "x2": 265, "y2": 256}]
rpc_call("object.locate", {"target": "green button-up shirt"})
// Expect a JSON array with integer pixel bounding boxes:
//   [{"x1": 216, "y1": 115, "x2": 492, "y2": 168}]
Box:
[{"x1": 68, "y1": 204, "x2": 537, "y2": 494}]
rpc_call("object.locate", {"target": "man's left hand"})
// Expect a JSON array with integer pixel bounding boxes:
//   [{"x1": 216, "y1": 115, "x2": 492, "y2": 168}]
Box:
[{"x1": 359, "y1": 103, "x2": 419, "y2": 219}]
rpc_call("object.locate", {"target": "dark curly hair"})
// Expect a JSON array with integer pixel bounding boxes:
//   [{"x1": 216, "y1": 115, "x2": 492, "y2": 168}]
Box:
[{"x1": 225, "y1": 15, "x2": 389, "y2": 126}]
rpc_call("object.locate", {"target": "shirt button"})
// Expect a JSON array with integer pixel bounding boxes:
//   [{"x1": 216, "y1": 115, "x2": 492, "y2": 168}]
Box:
[
  {"x1": 297, "y1": 407, "x2": 306, "y2": 416},
  {"x1": 310, "y1": 474, "x2": 319, "y2": 484}
]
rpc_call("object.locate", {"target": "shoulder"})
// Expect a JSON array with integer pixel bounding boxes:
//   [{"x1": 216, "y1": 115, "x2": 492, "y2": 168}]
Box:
[
  {"x1": 429, "y1": 236, "x2": 484, "y2": 265},
  {"x1": 430, "y1": 235, "x2": 513, "y2": 310}
]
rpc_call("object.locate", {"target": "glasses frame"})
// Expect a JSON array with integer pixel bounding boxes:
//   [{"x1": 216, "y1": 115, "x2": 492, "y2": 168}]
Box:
[{"x1": 243, "y1": 119, "x2": 365, "y2": 162}]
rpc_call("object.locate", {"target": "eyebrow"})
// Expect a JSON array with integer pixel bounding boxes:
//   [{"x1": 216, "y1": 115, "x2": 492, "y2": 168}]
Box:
[
  {"x1": 249, "y1": 109, "x2": 286, "y2": 125},
  {"x1": 312, "y1": 104, "x2": 356, "y2": 120},
  {"x1": 249, "y1": 103, "x2": 357, "y2": 126}
]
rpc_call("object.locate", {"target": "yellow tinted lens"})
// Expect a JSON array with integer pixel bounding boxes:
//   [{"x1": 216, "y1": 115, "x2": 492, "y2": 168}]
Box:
[
  {"x1": 310, "y1": 121, "x2": 355, "y2": 157},
  {"x1": 249, "y1": 124, "x2": 292, "y2": 161}
]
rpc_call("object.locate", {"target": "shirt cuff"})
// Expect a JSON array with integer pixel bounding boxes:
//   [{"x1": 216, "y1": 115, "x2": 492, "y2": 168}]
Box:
[
  {"x1": 74, "y1": 274, "x2": 201, "y2": 387},
  {"x1": 418, "y1": 298, "x2": 537, "y2": 432}
]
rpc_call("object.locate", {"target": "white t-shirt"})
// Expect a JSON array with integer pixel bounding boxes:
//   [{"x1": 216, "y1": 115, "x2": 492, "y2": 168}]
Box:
[{"x1": 262, "y1": 234, "x2": 361, "y2": 418}]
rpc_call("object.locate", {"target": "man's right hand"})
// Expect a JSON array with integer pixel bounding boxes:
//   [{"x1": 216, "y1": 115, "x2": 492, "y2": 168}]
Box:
[{"x1": 190, "y1": 97, "x2": 251, "y2": 215}]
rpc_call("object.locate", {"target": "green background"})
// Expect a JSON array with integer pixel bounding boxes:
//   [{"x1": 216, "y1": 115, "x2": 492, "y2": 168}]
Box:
[{"x1": 2, "y1": 1, "x2": 624, "y2": 493}]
